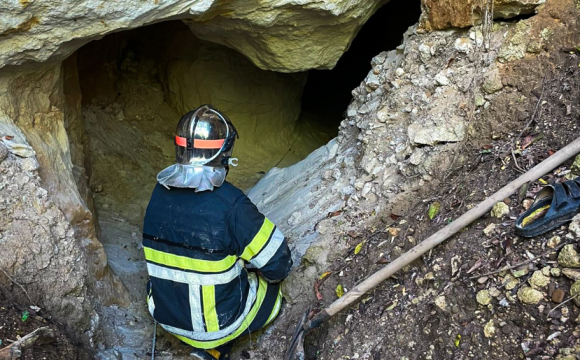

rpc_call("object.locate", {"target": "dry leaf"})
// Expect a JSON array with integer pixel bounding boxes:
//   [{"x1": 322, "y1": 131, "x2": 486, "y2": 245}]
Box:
[{"x1": 319, "y1": 271, "x2": 332, "y2": 280}]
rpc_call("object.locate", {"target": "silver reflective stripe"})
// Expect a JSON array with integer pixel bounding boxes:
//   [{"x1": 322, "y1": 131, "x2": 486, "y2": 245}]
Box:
[
  {"x1": 148, "y1": 294, "x2": 156, "y2": 317},
  {"x1": 147, "y1": 260, "x2": 243, "y2": 285},
  {"x1": 250, "y1": 228, "x2": 285, "y2": 269},
  {"x1": 160, "y1": 273, "x2": 259, "y2": 341},
  {"x1": 265, "y1": 290, "x2": 282, "y2": 326},
  {"x1": 189, "y1": 285, "x2": 205, "y2": 332}
]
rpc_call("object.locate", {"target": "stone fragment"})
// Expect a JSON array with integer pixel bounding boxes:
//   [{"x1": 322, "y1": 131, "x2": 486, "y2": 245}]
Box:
[
  {"x1": 489, "y1": 287, "x2": 501, "y2": 297},
  {"x1": 551, "y1": 268, "x2": 561, "y2": 277},
  {"x1": 21, "y1": 158, "x2": 39, "y2": 172},
  {"x1": 503, "y1": 274, "x2": 519, "y2": 290},
  {"x1": 407, "y1": 117, "x2": 465, "y2": 146},
  {"x1": 0, "y1": 142, "x2": 7, "y2": 162},
  {"x1": 512, "y1": 267, "x2": 529, "y2": 278},
  {"x1": 482, "y1": 69, "x2": 504, "y2": 94},
  {"x1": 528, "y1": 270, "x2": 550, "y2": 288},
  {"x1": 547, "y1": 236, "x2": 561, "y2": 249},
  {"x1": 454, "y1": 38, "x2": 473, "y2": 54},
  {"x1": 571, "y1": 155, "x2": 580, "y2": 177},
  {"x1": 552, "y1": 289, "x2": 565, "y2": 304},
  {"x1": 541, "y1": 266, "x2": 551, "y2": 277},
  {"x1": 483, "y1": 223, "x2": 497, "y2": 237},
  {"x1": 434, "y1": 72, "x2": 450, "y2": 86},
  {"x1": 568, "y1": 214, "x2": 580, "y2": 238},
  {"x1": 484, "y1": 319, "x2": 496, "y2": 338},
  {"x1": 558, "y1": 245, "x2": 580, "y2": 268},
  {"x1": 1, "y1": 138, "x2": 36, "y2": 158},
  {"x1": 562, "y1": 268, "x2": 580, "y2": 280},
  {"x1": 476, "y1": 290, "x2": 492, "y2": 305},
  {"x1": 570, "y1": 281, "x2": 580, "y2": 306},
  {"x1": 517, "y1": 287, "x2": 544, "y2": 304},
  {"x1": 491, "y1": 202, "x2": 510, "y2": 218},
  {"x1": 435, "y1": 295, "x2": 447, "y2": 310}
]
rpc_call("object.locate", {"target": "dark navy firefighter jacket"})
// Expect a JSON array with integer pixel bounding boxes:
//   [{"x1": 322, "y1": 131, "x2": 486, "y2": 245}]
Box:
[{"x1": 143, "y1": 182, "x2": 293, "y2": 349}]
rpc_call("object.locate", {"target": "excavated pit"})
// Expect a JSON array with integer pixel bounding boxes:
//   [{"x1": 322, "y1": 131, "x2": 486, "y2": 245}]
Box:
[{"x1": 61, "y1": 0, "x2": 421, "y2": 355}]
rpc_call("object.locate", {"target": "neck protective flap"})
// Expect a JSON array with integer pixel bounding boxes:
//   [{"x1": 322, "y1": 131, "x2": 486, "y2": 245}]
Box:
[{"x1": 157, "y1": 164, "x2": 226, "y2": 192}]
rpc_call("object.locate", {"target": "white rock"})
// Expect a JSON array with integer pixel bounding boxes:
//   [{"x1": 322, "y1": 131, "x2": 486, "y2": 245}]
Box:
[
  {"x1": 434, "y1": 72, "x2": 450, "y2": 86},
  {"x1": 454, "y1": 38, "x2": 473, "y2": 53}
]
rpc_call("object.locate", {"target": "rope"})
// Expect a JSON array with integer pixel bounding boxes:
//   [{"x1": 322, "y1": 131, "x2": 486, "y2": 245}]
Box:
[{"x1": 151, "y1": 321, "x2": 157, "y2": 360}]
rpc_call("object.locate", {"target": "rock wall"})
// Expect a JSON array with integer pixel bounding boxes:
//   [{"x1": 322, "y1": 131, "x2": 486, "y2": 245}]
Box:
[
  {"x1": 419, "y1": 0, "x2": 547, "y2": 30},
  {"x1": 247, "y1": 1, "x2": 579, "y2": 357},
  {"x1": 1, "y1": 0, "x2": 386, "y2": 72}
]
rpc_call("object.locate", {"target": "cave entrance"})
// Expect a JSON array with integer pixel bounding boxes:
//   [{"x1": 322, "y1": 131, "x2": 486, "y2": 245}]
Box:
[
  {"x1": 65, "y1": 0, "x2": 421, "y2": 354},
  {"x1": 70, "y1": 0, "x2": 421, "y2": 302}
]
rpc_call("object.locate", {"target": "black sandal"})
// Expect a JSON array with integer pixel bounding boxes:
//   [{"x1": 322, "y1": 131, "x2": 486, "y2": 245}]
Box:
[{"x1": 515, "y1": 177, "x2": 580, "y2": 237}]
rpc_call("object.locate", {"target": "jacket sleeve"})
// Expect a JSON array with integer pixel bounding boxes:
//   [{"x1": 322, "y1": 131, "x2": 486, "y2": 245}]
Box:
[{"x1": 231, "y1": 195, "x2": 293, "y2": 282}]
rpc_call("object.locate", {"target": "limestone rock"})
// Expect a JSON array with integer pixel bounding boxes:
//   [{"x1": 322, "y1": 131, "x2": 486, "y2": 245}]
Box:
[
  {"x1": 1, "y1": 137, "x2": 36, "y2": 158},
  {"x1": 482, "y1": 69, "x2": 504, "y2": 94},
  {"x1": 0, "y1": 141, "x2": 7, "y2": 162},
  {"x1": 420, "y1": 0, "x2": 545, "y2": 30},
  {"x1": 477, "y1": 290, "x2": 492, "y2": 305},
  {"x1": 528, "y1": 270, "x2": 550, "y2": 288},
  {"x1": 547, "y1": 236, "x2": 561, "y2": 248},
  {"x1": 435, "y1": 295, "x2": 447, "y2": 310},
  {"x1": 484, "y1": 319, "x2": 496, "y2": 338},
  {"x1": 454, "y1": 37, "x2": 473, "y2": 54},
  {"x1": 0, "y1": 0, "x2": 385, "y2": 72},
  {"x1": 550, "y1": 267, "x2": 561, "y2": 277},
  {"x1": 408, "y1": 116, "x2": 466, "y2": 146},
  {"x1": 568, "y1": 214, "x2": 580, "y2": 238},
  {"x1": 562, "y1": 268, "x2": 580, "y2": 281},
  {"x1": 570, "y1": 281, "x2": 580, "y2": 307},
  {"x1": 491, "y1": 202, "x2": 510, "y2": 218},
  {"x1": 517, "y1": 286, "x2": 544, "y2": 304},
  {"x1": 558, "y1": 245, "x2": 580, "y2": 268},
  {"x1": 503, "y1": 274, "x2": 519, "y2": 290},
  {"x1": 483, "y1": 223, "x2": 497, "y2": 237},
  {"x1": 571, "y1": 155, "x2": 580, "y2": 177}
]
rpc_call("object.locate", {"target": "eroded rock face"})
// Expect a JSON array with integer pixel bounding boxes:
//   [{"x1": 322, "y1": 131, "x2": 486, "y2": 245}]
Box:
[
  {"x1": 420, "y1": 0, "x2": 546, "y2": 30},
  {"x1": 1, "y1": 0, "x2": 386, "y2": 72},
  {"x1": 0, "y1": 154, "x2": 92, "y2": 337}
]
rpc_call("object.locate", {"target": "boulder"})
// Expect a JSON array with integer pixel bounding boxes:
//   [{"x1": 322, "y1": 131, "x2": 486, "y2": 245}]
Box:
[{"x1": 0, "y1": 0, "x2": 386, "y2": 72}]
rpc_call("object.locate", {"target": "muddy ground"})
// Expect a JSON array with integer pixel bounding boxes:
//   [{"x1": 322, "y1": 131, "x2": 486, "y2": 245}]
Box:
[
  {"x1": 0, "y1": 286, "x2": 89, "y2": 359},
  {"x1": 302, "y1": 53, "x2": 580, "y2": 359}
]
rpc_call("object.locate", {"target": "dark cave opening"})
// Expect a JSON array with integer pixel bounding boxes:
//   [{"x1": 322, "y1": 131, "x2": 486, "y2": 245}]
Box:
[{"x1": 301, "y1": 0, "x2": 423, "y2": 127}]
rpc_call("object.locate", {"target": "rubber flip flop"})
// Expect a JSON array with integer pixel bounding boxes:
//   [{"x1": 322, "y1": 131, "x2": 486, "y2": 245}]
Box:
[{"x1": 515, "y1": 177, "x2": 580, "y2": 237}]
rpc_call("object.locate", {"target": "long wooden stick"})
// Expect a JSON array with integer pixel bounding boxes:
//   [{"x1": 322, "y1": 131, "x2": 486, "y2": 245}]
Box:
[
  {"x1": 0, "y1": 327, "x2": 55, "y2": 360},
  {"x1": 305, "y1": 137, "x2": 580, "y2": 329}
]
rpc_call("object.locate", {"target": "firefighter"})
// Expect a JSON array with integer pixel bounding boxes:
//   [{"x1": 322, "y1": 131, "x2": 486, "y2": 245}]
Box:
[{"x1": 142, "y1": 105, "x2": 293, "y2": 359}]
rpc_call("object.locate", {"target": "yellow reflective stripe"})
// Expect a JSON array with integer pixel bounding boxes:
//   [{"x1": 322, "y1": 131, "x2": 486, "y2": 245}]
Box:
[
  {"x1": 143, "y1": 247, "x2": 236, "y2": 273},
  {"x1": 265, "y1": 286, "x2": 282, "y2": 326},
  {"x1": 174, "y1": 276, "x2": 268, "y2": 349},
  {"x1": 240, "y1": 218, "x2": 275, "y2": 262},
  {"x1": 202, "y1": 285, "x2": 220, "y2": 332}
]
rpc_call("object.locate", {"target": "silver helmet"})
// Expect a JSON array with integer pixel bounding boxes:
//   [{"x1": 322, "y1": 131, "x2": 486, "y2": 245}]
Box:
[
  {"x1": 175, "y1": 104, "x2": 238, "y2": 167},
  {"x1": 157, "y1": 105, "x2": 238, "y2": 191}
]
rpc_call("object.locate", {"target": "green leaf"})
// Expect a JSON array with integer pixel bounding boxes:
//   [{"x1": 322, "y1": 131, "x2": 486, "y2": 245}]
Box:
[
  {"x1": 21, "y1": 310, "x2": 29, "y2": 322},
  {"x1": 354, "y1": 241, "x2": 364, "y2": 255},
  {"x1": 428, "y1": 202, "x2": 441, "y2": 220},
  {"x1": 335, "y1": 284, "x2": 344, "y2": 298},
  {"x1": 454, "y1": 334, "x2": 461, "y2": 347}
]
